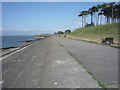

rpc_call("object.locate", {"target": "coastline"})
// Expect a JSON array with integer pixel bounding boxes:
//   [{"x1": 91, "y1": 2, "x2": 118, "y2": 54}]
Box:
[{"x1": 0, "y1": 37, "x2": 45, "y2": 57}]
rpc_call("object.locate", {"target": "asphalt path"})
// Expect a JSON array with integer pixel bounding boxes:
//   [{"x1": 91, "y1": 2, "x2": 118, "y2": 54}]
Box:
[
  {"x1": 57, "y1": 36, "x2": 118, "y2": 84},
  {"x1": 2, "y1": 36, "x2": 100, "y2": 88}
]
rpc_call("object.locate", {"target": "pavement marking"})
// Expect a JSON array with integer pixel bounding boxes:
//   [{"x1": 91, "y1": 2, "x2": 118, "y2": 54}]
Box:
[
  {"x1": 8, "y1": 72, "x2": 24, "y2": 88},
  {"x1": 17, "y1": 72, "x2": 23, "y2": 79},
  {"x1": 55, "y1": 60, "x2": 66, "y2": 64},
  {"x1": 54, "y1": 82, "x2": 58, "y2": 85},
  {"x1": 0, "y1": 81, "x2": 4, "y2": 84},
  {"x1": 3, "y1": 69, "x2": 9, "y2": 74}
]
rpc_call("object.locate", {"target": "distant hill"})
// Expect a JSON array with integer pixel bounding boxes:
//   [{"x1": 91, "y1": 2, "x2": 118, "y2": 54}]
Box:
[{"x1": 68, "y1": 23, "x2": 119, "y2": 46}]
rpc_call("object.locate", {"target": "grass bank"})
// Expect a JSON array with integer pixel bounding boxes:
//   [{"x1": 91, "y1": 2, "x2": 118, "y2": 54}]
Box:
[{"x1": 67, "y1": 23, "x2": 119, "y2": 47}]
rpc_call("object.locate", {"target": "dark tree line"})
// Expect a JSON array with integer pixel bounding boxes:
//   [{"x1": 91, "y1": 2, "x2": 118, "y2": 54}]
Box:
[
  {"x1": 78, "y1": 2, "x2": 120, "y2": 27},
  {"x1": 54, "y1": 30, "x2": 71, "y2": 35}
]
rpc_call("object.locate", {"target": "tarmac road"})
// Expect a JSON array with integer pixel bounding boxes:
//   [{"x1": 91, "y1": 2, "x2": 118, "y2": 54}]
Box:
[
  {"x1": 2, "y1": 36, "x2": 100, "y2": 88},
  {"x1": 57, "y1": 36, "x2": 118, "y2": 85}
]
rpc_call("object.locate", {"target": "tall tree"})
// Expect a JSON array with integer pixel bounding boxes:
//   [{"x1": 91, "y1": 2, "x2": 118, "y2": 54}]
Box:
[
  {"x1": 91, "y1": 6, "x2": 99, "y2": 25},
  {"x1": 78, "y1": 11, "x2": 89, "y2": 27},
  {"x1": 108, "y1": 2, "x2": 116, "y2": 23},
  {"x1": 78, "y1": 12, "x2": 84, "y2": 27},
  {"x1": 113, "y1": 4, "x2": 120, "y2": 23},
  {"x1": 82, "y1": 11, "x2": 89, "y2": 26},
  {"x1": 98, "y1": 3, "x2": 107, "y2": 25},
  {"x1": 89, "y1": 7, "x2": 94, "y2": 25},
  {"x1": 97, "y1": 4, "x2": 103, "y2": 25},
  {"x1": 78, "y1": 2, "x2": 119, "y2": 27}
]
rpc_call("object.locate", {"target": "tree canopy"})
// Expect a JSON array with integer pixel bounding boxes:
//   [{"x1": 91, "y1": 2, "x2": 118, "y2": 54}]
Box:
[
  {"x1": 65, "y1": 30, "x2": 71, "y2": 34},
  {"x1": 57, "y1": 31, "x2": 64, "y2": 34},
  {"x1": 78, "y1": 2, "x2": 120, "y2": 27}
]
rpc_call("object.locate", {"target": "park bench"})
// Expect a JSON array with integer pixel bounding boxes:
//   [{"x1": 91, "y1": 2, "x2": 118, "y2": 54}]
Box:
[
  {"x1": 101, "y1": 37, "x2": 114, "y2": 45},
  {"x1": 64, "y1": 35, "x2": 66, "y2": 37}
]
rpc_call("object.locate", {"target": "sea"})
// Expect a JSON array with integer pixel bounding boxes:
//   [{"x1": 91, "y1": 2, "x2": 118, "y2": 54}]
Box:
[{"x1": 1, "y1": 36, "x2": 39, "y2": 48}]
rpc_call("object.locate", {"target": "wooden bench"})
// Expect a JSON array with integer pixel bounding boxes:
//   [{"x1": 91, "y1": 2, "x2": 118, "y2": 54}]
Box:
[{"x1": 101, "y1": 37, "x2": 114, "y2": 45}]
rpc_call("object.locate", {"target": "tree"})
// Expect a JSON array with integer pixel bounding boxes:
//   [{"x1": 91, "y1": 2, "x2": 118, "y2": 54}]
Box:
[
  {"x1": 57, "y1": 31, "x2": 64, "y2": 35},
  {"x1": 92, "y1": 6, "x2": 99, "y2": 25},
  {"x1": 78, "y1": 12, "x2": 84, "y2": 27},
  {"x1": 65, "y1": 30, "x2": 71, "y2": 34},
  {"x1": 89, "y1": 7, "x2": 94, "y2": 24},
  {"x1": 113, "y1": 4, "x2": 120, "y2": 23},
  {"x1": 78, "y1": 2, "x2": 119, "y2": 26},
  {"x1": 78, "y1": 11, "x2": 89, "y2": 27},
  {"x1": 54, "y1": 32, "x2": 57, "y2": 35},
  {"x1": 98, "y1": 12, "x2": 103, "y2": 25},
  {"x1": 97, "y1": 4, "x2": 106, "y2": 25},
  {"x1": 109, "y1": 2, "x2": 116, "y2": 23}
]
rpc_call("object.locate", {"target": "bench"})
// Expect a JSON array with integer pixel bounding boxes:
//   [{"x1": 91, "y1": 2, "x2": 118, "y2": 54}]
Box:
[
  {"x1": 64, "y1": 35, "x2": 66, "y2": 37},
  {"x1": 101, "y1": 37, "x2": 114, "y2": 45}
]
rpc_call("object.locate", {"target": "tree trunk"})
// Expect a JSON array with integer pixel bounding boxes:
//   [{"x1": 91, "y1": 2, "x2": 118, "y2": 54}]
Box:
[
  {"x1": 107, "y1": 16, "x2": 109, "y2": 24},
  {"x1": 84, "y1": 15, "x2": 86, "y2": 26},
  {"x1": 98, "y1": 15, "x2": 100, "y2": 25},
  {"x1": 111, "y1": 8, "x2": 114, "y2": 23},
  {"x1": 109, "y1": 17, "x2": 111, "y2": 24},
  {"x1": 94, "y1": 13, "x2": 96, "y2": 25},
  {"x1": 82, "y1": 16, "x2": 83, "y2": 27},
  {"x1": 91, "y1": 14, "x2": 92, "y2": 24},
  {"x1": 97, "y1": 13, "x2": 99, "y2": 25},
  {"x1": 100, "y1": 15, "x2": 102, "y2": 25},
  {"x1": 90, "y1": 14, "x2": 93, "y2": 24}
]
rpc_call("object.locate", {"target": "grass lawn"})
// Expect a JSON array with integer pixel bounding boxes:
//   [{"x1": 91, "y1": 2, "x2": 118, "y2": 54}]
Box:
[{"x1": 67, "y1": 23, "x2": 119, "y2": 47}]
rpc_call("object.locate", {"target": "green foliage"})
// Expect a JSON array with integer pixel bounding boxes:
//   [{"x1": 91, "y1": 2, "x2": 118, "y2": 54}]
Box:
[
  {"x1": 65, "y1": 30, "x2": 71, "y2": 34},
  {"x1": 57, "y1": 31, "x2": 64, "y2": 34},
  {"x1": 78, "y1": 2, "x2": 120, "y2": 26},
  {"x1": 98, "y1": 81, "x2": 108, "y2": 88}
]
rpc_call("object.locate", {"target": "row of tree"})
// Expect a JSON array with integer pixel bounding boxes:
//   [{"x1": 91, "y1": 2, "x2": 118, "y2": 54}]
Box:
[
  {"x1": 78, "y1": 2, "x2": 120, "y2": 27},
  {"x1": 54, "y1": 30, "x2": 71, "y2": 35}
]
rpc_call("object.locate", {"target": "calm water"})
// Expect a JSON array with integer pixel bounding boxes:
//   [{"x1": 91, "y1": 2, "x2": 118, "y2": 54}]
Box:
[{"x1": 1, "y1": 36, "x2": 39, "y2": 48}]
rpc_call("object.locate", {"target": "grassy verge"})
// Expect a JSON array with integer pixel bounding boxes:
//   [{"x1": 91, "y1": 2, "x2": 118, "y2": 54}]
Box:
[{"x1": 68, "y1": 23, "x2": 119, "y2": 48}]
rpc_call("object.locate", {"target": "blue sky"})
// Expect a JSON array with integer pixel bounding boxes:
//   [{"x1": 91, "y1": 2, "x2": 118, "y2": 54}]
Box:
[{"x1": 2, "y1": 2, "x2": 111, "y2": 35}]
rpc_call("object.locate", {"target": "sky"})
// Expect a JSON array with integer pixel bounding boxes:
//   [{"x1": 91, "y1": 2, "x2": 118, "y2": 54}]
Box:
[
  {"x1": 1, "y1": 0, "x2": 120, "y2": 2},
  {"x1": 1, "y1": 2, "x2": 117, "y2": 35}
]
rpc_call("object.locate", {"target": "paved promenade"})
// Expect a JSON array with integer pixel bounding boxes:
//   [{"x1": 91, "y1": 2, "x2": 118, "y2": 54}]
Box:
[
  {"x1": 57, "y1": 36, "x2": 118, "y2": 85},
  {"x1": 2, "y1": 36, "x2": 100, "y2": 88}
]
